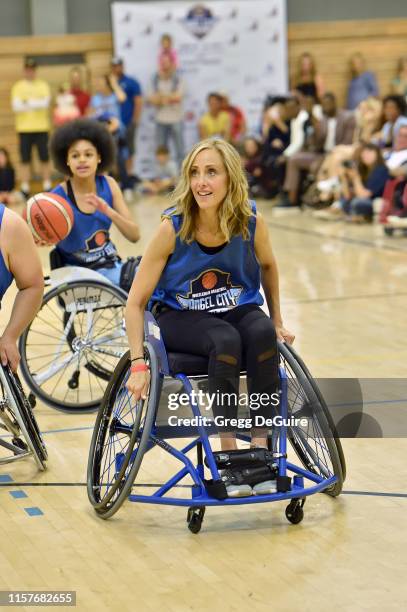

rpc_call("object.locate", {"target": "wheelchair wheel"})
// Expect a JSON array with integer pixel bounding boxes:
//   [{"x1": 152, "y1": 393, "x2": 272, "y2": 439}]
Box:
[
  {"x1": 0, "y1": 366, "x2": 47, "y2": 470},
  {"x1": 19, "y1": 280, "x2": 128, "y2": 412},
  {"x1": 278, "y1": 342, "x2": 344, "y2": 497},
  {"x1": 280, "y1": 342, "x2": 346, "y2": 480},
  {"x1": 87, "y1": 342, "x2": 160, "y2": 519}
]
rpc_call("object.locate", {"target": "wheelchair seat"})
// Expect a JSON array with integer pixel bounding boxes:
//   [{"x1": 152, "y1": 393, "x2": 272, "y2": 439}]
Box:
[{"x1": 167, "y1": 352, "x2": 209, "y2": 376}]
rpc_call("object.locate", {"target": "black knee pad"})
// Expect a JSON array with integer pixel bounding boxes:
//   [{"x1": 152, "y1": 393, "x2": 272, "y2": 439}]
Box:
[
  {"x1": 221, "y1": 464, "x2": 278, "y2": 487},
  {"x1": 209, "y1": 448, "x2": 275, "y2": 469}
]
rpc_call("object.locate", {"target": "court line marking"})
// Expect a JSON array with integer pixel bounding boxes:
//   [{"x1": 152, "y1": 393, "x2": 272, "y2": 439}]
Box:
[
  {"x1": 269, "y1": 220, "x2": 407, "y2": 254},
  {"x1": 0, "y1": 482, "x2": 406, "y2": 498}
]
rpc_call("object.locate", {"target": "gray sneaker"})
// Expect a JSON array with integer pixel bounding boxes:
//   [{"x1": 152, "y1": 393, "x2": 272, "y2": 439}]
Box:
[
  {"x1": 252, "y1": 479, "x2": 277, "y2": 495},
  {"x1": 221, "y1": 470, "x2": 253, "y2": 498}
]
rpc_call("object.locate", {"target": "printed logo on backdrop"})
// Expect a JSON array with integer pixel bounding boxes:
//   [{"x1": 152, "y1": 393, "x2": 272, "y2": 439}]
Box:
[
  {"x1": 176, "y1": 269, "x2": 243, "y2": 312},
  {"x1": 121, "y1": 12, "x2": 132, "y2": 24},
  {"x1": 180, "y1": 4, "x2": 218, "y2": 39}
]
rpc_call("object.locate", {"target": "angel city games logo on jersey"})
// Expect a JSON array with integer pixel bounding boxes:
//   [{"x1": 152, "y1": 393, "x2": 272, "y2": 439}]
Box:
[{"x1": 176, "y1": 269, "x2": 243, "y2": 312}]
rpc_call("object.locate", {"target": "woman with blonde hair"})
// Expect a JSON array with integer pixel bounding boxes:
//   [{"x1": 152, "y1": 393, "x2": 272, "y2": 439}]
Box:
[
  {"x1": 292, "y1": 52, "x2": 324, "y2": 101},
  {"x1": 313, "y1": 97, "x2": 383, "y2": 202},
  {"x1": 125, "y1": 138, "x2": 294, "y2": 497},
  {"x1": 347, "y1": 53, "x2": 379, "y2": 110}
]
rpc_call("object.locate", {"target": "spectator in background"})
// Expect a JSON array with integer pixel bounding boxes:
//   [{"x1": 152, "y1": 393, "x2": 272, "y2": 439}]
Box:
[
  {"x1": 292, "y1": 52, "x2": 324, "y2": 101},
  {"x1": 317, "y1": 143, "x2": 390, "y2": 223},
  {"x1": 148, "y1": 55, "x2": 185, "y2": 170},
  {"x1": 313, "y1": 96, "x2": 383, "y2": 202},
  {"x1": 158, "y1": 34, "x2": 178, "y2": 71},
  {"x1": 378, "y1": 95, "x2": 407, "y2": 150},
  {"x1": 242, "y1": 137, "x2": 263, "y2": 197},
  {"x1": 69, "y1": 67, "x2": 90, "y2": 116},
  {"x1": 138, "y1": 145, "x2": 178, "y2": 194},
  {"x1": 390, "y1": 57, "x2": 407, "y2": 101},
  {"x1": 10, "y1": 58, "x2": 52, "y2": 198},
  {"x1": 347, "y1": 53, "x2": 379, "y2": 110},
  {"x1": 0, "y1": 148, "x2": 23, "y2": 206},
  {"x1": 110, "y1": 57, "x2": 143, "y2": 182},
  {"x1": 89, "y1": 75, "x2": 124, "y2": 127},
  {"x1": 220, "y1": 93, "x2": 246, "y2": 146},
  {"x1": 199, "y1": 93, "x2": 231, "y2": 141},
  {"x1": 53, "y1": 82, "x2": 80, "y2": 126},
  {"x1": 89, "y1": 75, "x2": 129, "y2": 194},
  {"x1": 279, "y1": 92, "x2": 355, "y2": 207},
  {"x1": 385, "y1": 125, "x2": 407, "y2": 174}
]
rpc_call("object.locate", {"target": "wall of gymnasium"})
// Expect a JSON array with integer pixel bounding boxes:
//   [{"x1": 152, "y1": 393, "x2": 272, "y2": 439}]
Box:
[{"x1": 0, "y1": 0, "x2": 407, "y2": 174}]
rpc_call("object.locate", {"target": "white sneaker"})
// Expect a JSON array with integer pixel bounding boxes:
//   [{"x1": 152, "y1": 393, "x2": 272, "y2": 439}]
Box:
[
  {"x1": 43, "y1": 180, "x2": 52, "y2": 192},
  {"x1": 317, "y1": 177, "x2": 339, "y2": 192},
  {"x1": 252, "y1": 479, "x2": 277, "y2": 495},
  {"x1": 123, "y1": 188, "x2": 134, "y2": 203},
  {"x1": 387, "y1": 216, "x2": 407, "y2": 227}
]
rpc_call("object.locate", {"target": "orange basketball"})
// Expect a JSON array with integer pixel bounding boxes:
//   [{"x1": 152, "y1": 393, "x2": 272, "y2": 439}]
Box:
[
  {"x1": 202, "y1": 271, "x2": 217, "y2": 290},
  {"x1": 26, "y1": 193, "x2": 74, "y2": 244}
]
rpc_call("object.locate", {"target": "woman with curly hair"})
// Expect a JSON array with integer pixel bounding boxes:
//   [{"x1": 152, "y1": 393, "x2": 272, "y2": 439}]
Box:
[
  {"x1": 48, "y1": 118, "x2": 140, "y2": 285},
  {"x1": 125, "y1": 138, "x2": 294, "y2": 497}
]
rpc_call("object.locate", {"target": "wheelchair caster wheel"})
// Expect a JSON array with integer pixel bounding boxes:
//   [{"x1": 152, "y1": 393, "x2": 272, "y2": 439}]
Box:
[
  {"x1": 285, "y1": 499, "x2": 305, "y2": 524},
  {"x1": 187, "y1": 506, "x2": 205, "y2": 534},
  {"x1": 68, "y1": 370, "x2": 80, "y2": 390},
  {"x1": 28, "y1": 393, "x2": 36, "y2": 409}
]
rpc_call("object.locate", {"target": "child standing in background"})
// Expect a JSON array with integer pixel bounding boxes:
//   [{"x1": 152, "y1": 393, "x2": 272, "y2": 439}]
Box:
[{"x1": 158, "y1": 34, "x2": 178, "y2": 70}]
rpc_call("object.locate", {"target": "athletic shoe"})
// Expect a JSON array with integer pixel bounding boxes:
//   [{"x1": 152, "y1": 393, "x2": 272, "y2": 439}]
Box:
[
  {"x1": 221, "y1": 469, "x2": 252, "y2": 497},
  {"x1": 252, "y1": 479, "x2": 277, "y2": 495},
  {"x1": 387, "y1": 216, "x2": 407, "y2": 228},
  {"x1": 317, "y1": 177, "x2": 340, "y2": 192},
  {"x1": 123, "y1": 188, "x2": 134, "y2": 203}
]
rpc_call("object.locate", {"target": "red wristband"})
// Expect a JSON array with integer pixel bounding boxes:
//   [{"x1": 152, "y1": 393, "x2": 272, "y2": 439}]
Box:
[{"x1": 130, "y1": 363, "x2": 150, "y2": 373}]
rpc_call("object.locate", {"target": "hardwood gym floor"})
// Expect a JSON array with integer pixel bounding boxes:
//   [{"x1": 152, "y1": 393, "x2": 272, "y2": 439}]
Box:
[{"x1": 1, "y1": 197, "x2": 406, "y2": 611}]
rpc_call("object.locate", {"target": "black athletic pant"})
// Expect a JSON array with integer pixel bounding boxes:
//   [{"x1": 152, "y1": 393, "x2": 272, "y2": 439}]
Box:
[{"x1": 156, "y1": 304, "x2": 279, "y2": 431}]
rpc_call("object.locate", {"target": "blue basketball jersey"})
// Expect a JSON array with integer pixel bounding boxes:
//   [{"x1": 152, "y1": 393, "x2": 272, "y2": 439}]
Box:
[
  {"x1": 151, "y1": 201, "x2": 263, "y2": 313},
  {"x1": 0, "y1": 203, "x2": 13, "y2": 303},
  {"x1": 52, "y1": 175, "x2": 119, "y2": 268}
]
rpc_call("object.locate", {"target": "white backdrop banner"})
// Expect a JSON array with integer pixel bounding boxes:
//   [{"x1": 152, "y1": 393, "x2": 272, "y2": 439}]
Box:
[{"x1": 112, "y1": 1, "x2": 288, "y2": 177}]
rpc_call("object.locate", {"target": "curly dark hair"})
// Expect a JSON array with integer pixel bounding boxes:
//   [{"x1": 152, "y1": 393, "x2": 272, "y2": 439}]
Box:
[{"x1": 49, "y1": 118, "x2": 116, "y2": 175}]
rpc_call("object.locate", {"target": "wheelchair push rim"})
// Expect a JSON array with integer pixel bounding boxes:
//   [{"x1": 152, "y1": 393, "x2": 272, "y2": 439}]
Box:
[
  {"x1": 278, "y1": 342, "x2": 344, "y2": 497},
  {"x1": 19, "y1": 280, "x2": 128, "y2": 413},
  {"x1": 87, "y1": 342, "x2": 160, "y2": 516}
]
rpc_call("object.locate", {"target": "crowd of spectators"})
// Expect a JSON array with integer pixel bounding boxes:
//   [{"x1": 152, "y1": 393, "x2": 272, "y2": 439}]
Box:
[{"x1": 2, "y1": 40, "x2": 407, "y2": 228}]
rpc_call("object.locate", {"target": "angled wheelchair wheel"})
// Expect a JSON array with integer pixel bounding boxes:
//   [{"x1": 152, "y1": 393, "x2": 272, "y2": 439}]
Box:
[
  {"x1": 0, "y1": 366, "x2": 47, "y2": 470},
  {"x1": 278, "y1": 342, "x2": 344, "y2": 497},
  {"x1": 19, "y1": 280, "x2": 128, "y2": 412},
  {"x1": 87, "y1": 341, "x2": 160, "y2": 519}
]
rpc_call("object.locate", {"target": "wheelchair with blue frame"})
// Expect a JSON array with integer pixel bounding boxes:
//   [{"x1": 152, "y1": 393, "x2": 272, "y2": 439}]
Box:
[
  {"x1": 0, "y1": 364, "x2": 47, "y2": 470},
  {"x1": 87, "y1": 311, "x2": 346, "y2": 532},
  {"x1": 18, "y1": 263, "x2": 130, "y2": 413}
]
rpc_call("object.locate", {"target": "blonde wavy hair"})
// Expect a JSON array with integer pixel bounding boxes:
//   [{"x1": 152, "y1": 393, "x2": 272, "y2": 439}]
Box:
[{"x1": 169, "y1": 138, "x2": 252, "y2": 243}]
